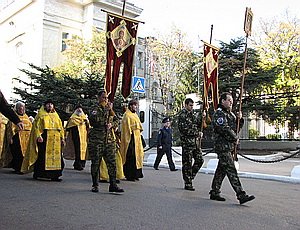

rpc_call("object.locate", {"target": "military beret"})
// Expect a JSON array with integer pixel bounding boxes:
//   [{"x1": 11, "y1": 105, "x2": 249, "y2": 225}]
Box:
[{"x1": 162, "y1": 117, "x2": 170, "y2": 123}]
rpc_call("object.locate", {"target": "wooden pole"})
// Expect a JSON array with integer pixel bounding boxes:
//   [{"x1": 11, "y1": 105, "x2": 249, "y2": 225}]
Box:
[
  {"x1": 233, "y1": 34, "x2": 248, "y2": 161},
  {"x1": 121, "y1": 0, "x2": 126, "y2": 16},
  {"x1": 209, "y1": 24, "x2": 213, "y2": 44},
  {"x1": 199, "y1": 25, "x2": 214, "y2": 147}
]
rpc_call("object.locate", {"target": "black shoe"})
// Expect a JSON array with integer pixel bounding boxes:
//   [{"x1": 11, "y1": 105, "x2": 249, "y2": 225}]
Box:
[
  {"x1": 126, "y1": 178, "x2": 135, "y2": 181},
  {"x1": 210, "y1": 194, "x2": 226, "y2": 201},
  {"x1": 154, "y1": 167, "x2": 159, "y2": 170},
  {"x1": 239, "y1": 194, "x2": 255, "y2": 204},
  {"x1": 184, "y1": 185, "x2": 195, "y2": 191},
  {"x1": 91, "y1": 186, "x2": 99, "y2": 193},
  {"x1": 33, "y1": 175, "x2": 38, "y2": 180},
  {"x1": 109, "y1": 185, "x2": 124, "y2": 193},
  {"x1": 51, "y1": 178, "x2": 62, "y2": 182},
  {"x1": 170, "y1": 169, "x2": 178, "y2": 171}
]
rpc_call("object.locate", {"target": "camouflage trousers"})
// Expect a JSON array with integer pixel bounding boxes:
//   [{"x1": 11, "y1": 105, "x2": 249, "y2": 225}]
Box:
[
  {"x1": 210, "y1": 151, "x2": 244, "y2": 196},
  {"x1": 182, "y1": 143, "x2": 204, "y2": 186},
  {"x1": 88, "y1": 141, "x2": 117, "y2": 187}
]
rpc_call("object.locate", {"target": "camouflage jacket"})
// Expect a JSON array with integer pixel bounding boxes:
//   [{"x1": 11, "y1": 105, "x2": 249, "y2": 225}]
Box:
[
  {"x1": 89, "y1": 103, "x2": 118, "y2": 143},
  {"x1": 212, "y1": 105, "x2": 244, "y2": 152},
  {"x1": 178, "y1": 108, "x2": 202, "y2": 143}
]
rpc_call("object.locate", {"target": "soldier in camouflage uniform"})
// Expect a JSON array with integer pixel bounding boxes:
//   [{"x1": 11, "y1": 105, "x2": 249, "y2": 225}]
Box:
[
  {"x1": 209, "y1": 92, "x2": 255, "y2": 204},
  {"x1": 88, "y1": 91, "x2": 124, "y2": 193},
  {"x1": 178, "y1": 98, "x2": 204, "y2": 191}
]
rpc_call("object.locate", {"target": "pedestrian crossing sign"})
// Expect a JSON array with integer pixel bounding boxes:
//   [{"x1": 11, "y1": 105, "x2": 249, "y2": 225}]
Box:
[{"x1": 132, "y1": 76, "x2": 145, "y2": 93}]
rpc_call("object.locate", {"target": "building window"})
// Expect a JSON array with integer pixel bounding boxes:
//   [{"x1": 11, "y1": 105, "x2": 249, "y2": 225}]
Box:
[
  {"x1": 15, "y1": 42, "x2": 23, "y2": 59},
  {"x1": 137, "y1": 51, "x2": 143, "y2": 69},
  {"x1": 61, "y1": 32, "x2": 69, "y2": 52}
]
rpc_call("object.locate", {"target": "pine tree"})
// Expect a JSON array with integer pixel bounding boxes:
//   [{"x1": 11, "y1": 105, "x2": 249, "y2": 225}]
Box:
[{"x1": 14, "y1": 64, "x2": 104, "y2": 121}]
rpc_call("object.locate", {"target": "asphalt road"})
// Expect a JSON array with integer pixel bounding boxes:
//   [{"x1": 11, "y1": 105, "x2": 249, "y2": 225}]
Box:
[{"x1": 0, "y1": 161, "x2": 299, "y2": 230}]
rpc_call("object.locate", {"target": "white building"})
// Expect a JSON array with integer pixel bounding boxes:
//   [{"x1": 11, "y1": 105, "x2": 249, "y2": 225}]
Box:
[{"x1": 0, "y1": 0, "x2": 142, "y2": 99}]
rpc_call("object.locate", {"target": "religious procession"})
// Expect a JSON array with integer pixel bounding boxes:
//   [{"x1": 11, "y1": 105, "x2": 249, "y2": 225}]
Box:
[{"x1": 1, "y1": 1, "x2": 300, "y2": 216}]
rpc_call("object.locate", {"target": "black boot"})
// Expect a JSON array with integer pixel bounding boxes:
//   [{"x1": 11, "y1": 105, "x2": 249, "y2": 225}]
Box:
[
  {"x1": 238, "y1": 193, "x2": 255, "y2": 204},
  {"x1": 109, "y1": 185, "x2": 124, "y2": 193},
  {"x1": 209, "y1": 191, "x2": 226, "y2": 201},
  {"x1": 184, "y1": 183, "x2": 195, "y2": 191},
  {"x1": 109, "y1": 178, "x2": 124, "y2": 193},
  {"x1": 91, "y1": 186, "x2": 99, "y2": 193}
]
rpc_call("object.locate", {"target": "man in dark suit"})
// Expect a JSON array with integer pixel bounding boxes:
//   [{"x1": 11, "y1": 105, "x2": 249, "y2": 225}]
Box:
[{"x1": 153, "y1": 117, "x2": 177, "y2": 171}]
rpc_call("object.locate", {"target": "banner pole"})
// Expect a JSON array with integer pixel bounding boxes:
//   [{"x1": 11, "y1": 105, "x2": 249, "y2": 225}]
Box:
[
  {"x1": 209, "y1": 24, "x2": 213, "y2": 44},
  {"x1": 200, "y1": 24, "x2": 214, "y2": 148},
  {"x1": 121, "y1": 0, "x2": 126, "y2": 16},
  {"x1": 233, "y1": 7, "x2": 253, "y2": 161}
]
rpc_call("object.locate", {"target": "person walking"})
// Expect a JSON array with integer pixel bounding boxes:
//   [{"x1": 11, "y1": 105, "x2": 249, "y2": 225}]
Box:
[
  {"x1": 88, "y1": 91, "x2": 124, "y2": 193},
  {"x1": 0, "y1": 90, "x2": 23, "y2": 130},
  {"x1": 21, "y1": 99, "x2": 65, "y2": 181},
  {"x1": 120, "y1": 99, "x2": 144, "y2": 181},
  {"x1": 153, "y1": 117, "x2": 177, "y2": 171},
  {"x1": 99, "y1": 130, "x2": 125, "y2": 183},
  {"x1": 178, "y1": 98, "x2": 204, "y2": 191},
  {"x1": 6, "y1": 102, "x2": 32, "y2": 174},
  {"x1": 64, "y1": 105, "x2": 89, "y2": 171},
  {"x1": 0, "y1": 90, "x2": 24, "y2": 165},
  {"x1": 209, "y1": 92, "x2": 255, "y2": 204}
]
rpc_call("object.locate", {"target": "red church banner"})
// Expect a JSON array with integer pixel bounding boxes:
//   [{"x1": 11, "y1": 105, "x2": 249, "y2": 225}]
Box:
[
  {"x1": 203, "y1": 42, "x2": 219, "y2": 110},
  {"x1": 105, "y1": 12, "x2": 139, "y2": 102}
]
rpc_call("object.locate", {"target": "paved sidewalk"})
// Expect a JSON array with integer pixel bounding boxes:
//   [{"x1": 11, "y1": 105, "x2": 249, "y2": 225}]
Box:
[{"x1": 144, "y1": 148, "x2": 300, "y2": 184}]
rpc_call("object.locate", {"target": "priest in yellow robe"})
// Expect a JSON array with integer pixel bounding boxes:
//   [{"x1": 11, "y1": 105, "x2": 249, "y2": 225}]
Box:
[
  {"x1": 120, "y1": 99, "x2": 144, "y2": 181},
  {"x1": 5, "y1": 102, "x2": 32, "y2": 173},
  {"x1": 0, "y1": 114, "x2": 9, "y2": 168},
  {"x1": 64, "y1": 105, "x2": 89, "y2": 170},
  {"x1": 21, "y1": 100, "x2": 65, "y2": 181},
  {"x1": 99, "y1": 131, "x2": 124, "y2": 182}
]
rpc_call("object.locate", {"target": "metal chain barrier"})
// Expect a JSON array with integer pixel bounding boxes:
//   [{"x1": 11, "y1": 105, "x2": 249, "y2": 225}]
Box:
[
  {"x1": 144, "y1": 145, "x2": 156, "y2": 152},
  {"x1": 237, "y1": 149, "x2": 300, "y2": 163},
  {"x1": 171, "y1": 147, "x2": 214, "y2": 157},
  {"x1": 146, "y1": 144, "x2": 300, "y2": 163}
]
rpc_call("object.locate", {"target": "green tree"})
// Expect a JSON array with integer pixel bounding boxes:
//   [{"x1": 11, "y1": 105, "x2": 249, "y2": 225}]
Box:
[
  {"x1": 14, "y1": 64, "x2": 104, "y2": 121},
  {"x1": 53, "y1": 29, "x2": 106, "y2": 78},
  {"x1": 218, "y1": 38, "x2": 274, "y2": 111},
  {"x1": 254, "y1": 14, "x2": 300, "y2": 137},
  {"x1": 146, "y1": 27, "x2": 201, "y2": 113}
]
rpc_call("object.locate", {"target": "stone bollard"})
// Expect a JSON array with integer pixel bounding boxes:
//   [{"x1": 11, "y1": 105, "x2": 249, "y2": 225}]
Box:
[
  {"x1": 207, "y1": 159, "x2": 218, "y2": 171},
  {"x1": 207, "y1": 159, "x2": 240, "y2": 172},
  {"x1": 291, "y1": 165, "x2": 300, "y2": 178}
]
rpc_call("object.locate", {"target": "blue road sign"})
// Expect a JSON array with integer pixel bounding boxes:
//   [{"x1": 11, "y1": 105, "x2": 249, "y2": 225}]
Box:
[{"x1": 132, "y1": 76, "x2": 145, "y2": 93}]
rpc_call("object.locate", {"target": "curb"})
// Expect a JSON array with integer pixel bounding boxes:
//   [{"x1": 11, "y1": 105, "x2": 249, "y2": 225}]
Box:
[{"x1": 143, "y1": 162, "x2": 300, "y2": 184}]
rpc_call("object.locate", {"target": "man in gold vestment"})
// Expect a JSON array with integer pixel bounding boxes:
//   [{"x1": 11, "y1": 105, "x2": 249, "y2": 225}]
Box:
[
  {"x1": 21, "y1": 100, "x2": 65, "y2": 181},
  {"x1": 120, "y1": 99, "x2": 144, "y2": 181},
  {"x1": 64, "y1": 105, "x2": 89, "y2": 170},
  {"x1": 5, "y1": 102, "x2": 32, "y2": 173},
  {"x1": 99, "y1": 130, "x2": 124, "y2": 183},
  {"x1": 0, "y1": 90, "x2": 24, "y2": 163}
]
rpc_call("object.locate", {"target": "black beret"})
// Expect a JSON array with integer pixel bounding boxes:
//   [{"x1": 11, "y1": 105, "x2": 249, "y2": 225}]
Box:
[{"x1": 162, "y1": 117, "x2": 170, "y2": 123}]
